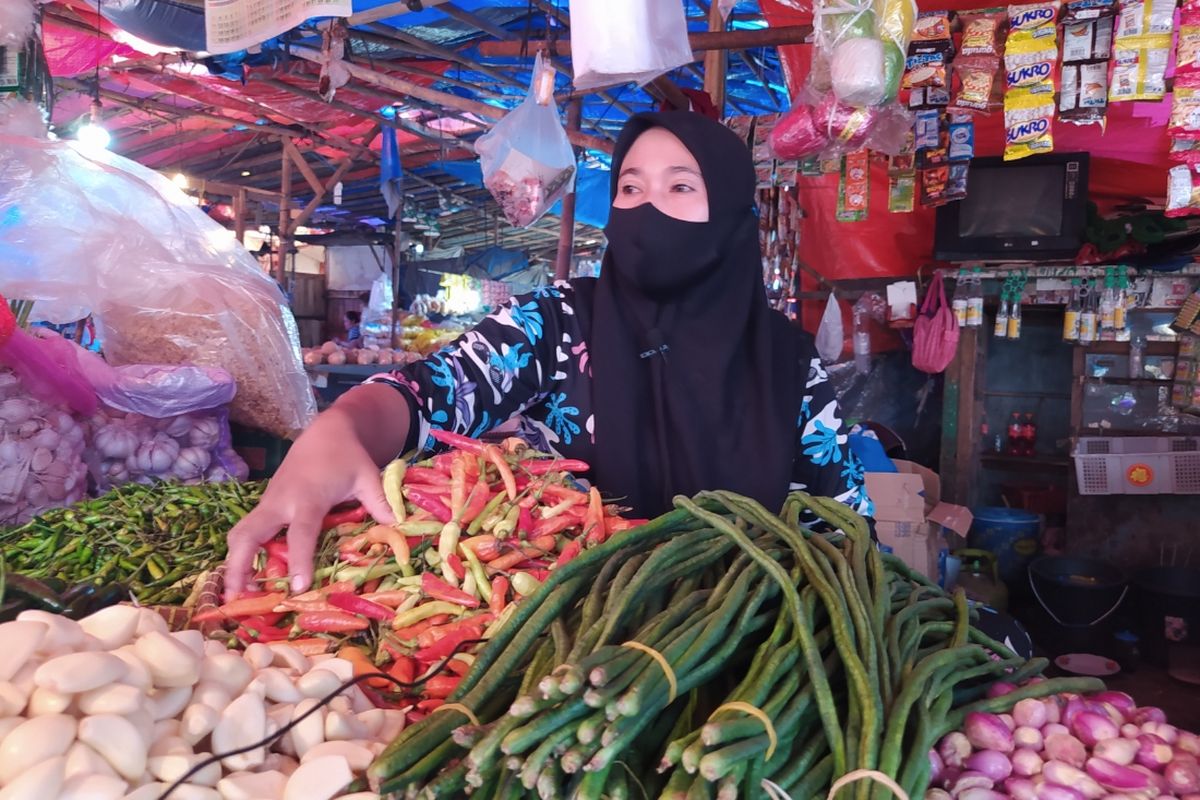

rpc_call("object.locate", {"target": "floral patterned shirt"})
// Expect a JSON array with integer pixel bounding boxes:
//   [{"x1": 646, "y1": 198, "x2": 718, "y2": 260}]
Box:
[{"x1": 367, "y1": 279, "x2": 873, "y2": 518}]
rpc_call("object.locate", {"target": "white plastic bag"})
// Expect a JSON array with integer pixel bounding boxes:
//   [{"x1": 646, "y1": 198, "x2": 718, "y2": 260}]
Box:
[
  {"x1": 0, "y1": 135, "x2": 317, "y2": 438},
  {"x1": 816, "y1": 293, "x2": 845, "y2": 364},
  {"x1": 568, "y1": 0, "x2": 693, "y2": 91},
  {"x1": 476, "y1": 54, "x2": 577, "y2": 228}
]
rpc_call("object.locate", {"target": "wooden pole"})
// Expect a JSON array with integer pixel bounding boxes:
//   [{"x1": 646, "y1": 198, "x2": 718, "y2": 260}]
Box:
[
  {"x1": 704, "y1": 4, "x2": 728, "y2": 116},
  {"x1": 476, "y1": 24, "x2": 814, "y2": 58},
  {"x1": 554, "y1": 100, "x2": 582, "y2": 282},
  {"x1": 276, "y1": 139, "x2": 293, "y2": 286},
  {"x1": 233, "y1": 188, "x2": 247, "y2": 247}
]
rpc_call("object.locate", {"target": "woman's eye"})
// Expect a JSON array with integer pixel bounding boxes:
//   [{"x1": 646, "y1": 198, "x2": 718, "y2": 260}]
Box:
[
  {"x1": 671, "y1": 183, "x2": 695, "y2": 193},
  {"x1": 619, "y1": 184, "x2": 640, "y2": 194}
]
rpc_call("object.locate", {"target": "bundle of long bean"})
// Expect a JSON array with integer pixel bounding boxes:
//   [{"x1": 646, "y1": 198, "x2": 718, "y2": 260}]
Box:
[
  {"x1": 0, "y1": 480, "x2": 264, "y2": 605},
  {"x1": 369, "y1": 490, "x2": 1102, "y2": 800}
]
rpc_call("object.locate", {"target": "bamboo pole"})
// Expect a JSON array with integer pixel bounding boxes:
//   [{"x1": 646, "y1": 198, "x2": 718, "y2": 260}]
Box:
[{"x1": 476, "y1": 24, "x2": 814, "y2": 58}]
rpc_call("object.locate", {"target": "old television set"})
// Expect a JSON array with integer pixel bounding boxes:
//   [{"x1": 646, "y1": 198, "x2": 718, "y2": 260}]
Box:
[{"x1": 933, "y1": 153, "x2": 1090, "y2": 262}]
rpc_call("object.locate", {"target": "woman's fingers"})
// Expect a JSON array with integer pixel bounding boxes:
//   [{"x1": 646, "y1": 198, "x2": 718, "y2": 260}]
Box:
[
  {"x1": 224, "y1": 507, "x2": 284, "y2": 599},
  {"x1": 284, "y1": 508, "x2": 325, "y2": 594}
]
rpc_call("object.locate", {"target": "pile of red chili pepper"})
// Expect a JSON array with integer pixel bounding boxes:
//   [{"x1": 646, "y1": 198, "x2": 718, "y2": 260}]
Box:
[{"x1": 192, "y1": 431, "x2": 644, "y2": 720}]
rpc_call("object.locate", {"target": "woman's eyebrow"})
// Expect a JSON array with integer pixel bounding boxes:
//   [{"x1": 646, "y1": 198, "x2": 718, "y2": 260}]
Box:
[{"x1": 668, "y1": 166, "x2": 701, "y2": 177}]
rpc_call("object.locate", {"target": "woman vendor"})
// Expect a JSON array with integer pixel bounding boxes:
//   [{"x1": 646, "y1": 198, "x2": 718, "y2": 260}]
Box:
[{"x1": 226, "y1": 111, "x2": 872, "y2": 596}]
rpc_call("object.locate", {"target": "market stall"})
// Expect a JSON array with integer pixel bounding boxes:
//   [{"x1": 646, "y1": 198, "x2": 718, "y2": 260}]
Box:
[{"x1": 3, "y1": 0, "x2": 1200, "y2": 797}]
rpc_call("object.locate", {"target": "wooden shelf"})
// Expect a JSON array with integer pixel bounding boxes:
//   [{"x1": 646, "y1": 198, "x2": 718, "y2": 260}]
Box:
[
  {"x1": 1079, "y1": 341, "x2": 1179, "y2": 356},
  {"x1": 1080, "y1": 377, "x2": 1173, "y2": 385},
  {"x1": 981, "y1": 453, "x2": 1072, "y2": 471}
]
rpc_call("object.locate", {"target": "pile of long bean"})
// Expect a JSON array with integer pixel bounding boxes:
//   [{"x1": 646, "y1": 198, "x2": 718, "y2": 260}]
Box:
[
  {"x1": 369, "y1": 490, "x2": 1102, "y2": 800},
  {"x1": 0, "y1": 480, "x2": 263, "y2": 605}
]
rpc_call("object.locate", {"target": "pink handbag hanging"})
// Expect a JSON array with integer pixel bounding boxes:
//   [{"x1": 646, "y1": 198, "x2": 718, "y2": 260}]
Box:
[{"x1": 912, "y1": 272, "x2": 961, "y2": 375}]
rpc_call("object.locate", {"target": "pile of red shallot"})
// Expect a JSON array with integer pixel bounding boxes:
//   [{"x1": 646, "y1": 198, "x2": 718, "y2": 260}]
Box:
[{"x1": 929, "y1": 687, "x2": 1200, "y2": 800}]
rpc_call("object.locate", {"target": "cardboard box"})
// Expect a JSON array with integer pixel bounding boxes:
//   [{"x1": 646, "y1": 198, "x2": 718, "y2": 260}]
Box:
[{"x1": 865, "y1": 460, "x2": 973, "y2": 583}]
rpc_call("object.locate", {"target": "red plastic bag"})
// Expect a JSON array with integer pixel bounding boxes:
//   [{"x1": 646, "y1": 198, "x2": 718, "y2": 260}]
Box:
[{"x1": 912, "y1": 272, "x2": 961, "y2": 374}]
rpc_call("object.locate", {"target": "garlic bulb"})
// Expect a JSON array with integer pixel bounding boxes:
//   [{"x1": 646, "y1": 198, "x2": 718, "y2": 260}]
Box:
[
  {"x1": 134, "y1": 436, "x2": 180, "y2": 475},
  {"x1": 172, "y1": 447, "x2": 212, "y2": 480},
  {"x1": 94, "y1": 423, "x2": 139, "y2": 460},
  {"x1": 162, "y1": 415, "x2": 194, "y2": 440},
  {"x1": 187, "y1": 417, "x2": 222, "y2": 451}
]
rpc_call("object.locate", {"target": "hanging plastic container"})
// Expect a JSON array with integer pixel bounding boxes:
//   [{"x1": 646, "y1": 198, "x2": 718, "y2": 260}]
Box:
[{"x1": 968, "y1": 507, "x2": 1040, "y2": 582}]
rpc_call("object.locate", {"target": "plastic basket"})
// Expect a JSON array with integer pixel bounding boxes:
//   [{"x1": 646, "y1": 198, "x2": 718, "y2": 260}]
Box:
[{"x1": 1073, "y1": 437, "x2": 1200, "y2": 495}]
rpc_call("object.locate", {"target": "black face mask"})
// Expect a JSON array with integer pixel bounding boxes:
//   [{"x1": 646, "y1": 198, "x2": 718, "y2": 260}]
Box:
[{"x1": 602, "y1": 204, "x2": 723, "y2": 301}]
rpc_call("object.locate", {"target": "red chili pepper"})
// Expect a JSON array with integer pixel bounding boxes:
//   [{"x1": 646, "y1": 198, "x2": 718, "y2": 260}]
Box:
[
  {"x1": 459, "y1": 481, "x2": 491, "y2": 524},
  {"x1": 236, "y1": 616, "x2": 290, "y2": 643},
  {"x1": 421, "y1": 572, "x2": 480, "y2": 608},
  {"x1": 450, "y1": 455, "x2": 469, "y2": 519},
  {"x1": 406, "y1": 465, "x2": 451, "y2": 484},
  {"x1": 327, "y1": 592, "x2": 394, "y2": 622},
  {"x1": 263, "y1": 539, "x2": 289, "y2": 562},
  {"x1": 444, "y1": 553, "x2": 467, "y2": 582},
  {"x1": 404, "y1": 487, "x2": 452, "y2": 523},
  {"x1": 535, "y1": 483, "x2": 590, "y2": 505},
  {"x1": 321, "y1": 504, "x2": 368, "y2": 530},
  {"x1": 191, "y1": 592, "x2": 285, "y2": 623},
  {"x1": 461, "y1": 534, "x2": 502, "y2": 562},
  {"x1": 516, "y1": 507, "x2": 535, "y2": 537},
  {"x1": 442, "y1": 657, "x2": 473, "y2": 677},
  {"x1": 360, "y1": 578, "x2": 382, "y2": 595},
  {"x1": 605, "y1": 517, "x2": 648, "y2": 535},
  {"x1": 556, "y1": 539, "x2": 582, "y2": 567},
  {"x1": 387, "y1": 655, "x2": 416, "y2": 686},
  {"x1": 485, "y1": 445, "x2": 518, "y2": 501},
  {"x1": 429, "y1": 429, "x2": 488, "y2": 455},
  {"x1": 393, "y1": 614, "x2": 452, "y2": 640},
  {"x1": 532, "y1": 514, "x2": 576, "y2": 539},
  {"x1": 584, "y1": 487, "x2": 606, "y2": 546},
  {"x1": 526, "y1": 568, "x2": 550, "y2": 583},
  {"x1": 263, "y1": 554, "x2": 288, "y2": 581},
  {"x1": 415, "y1": 619, "x2": 489, "y2": 663},
  {"x1": 489, "y1": 575, "x2": 508, "y2": 614},
  {"x1": 520, "y1": 458, "x2": 591, "y2": 475},
  {"x1": 415, "y1": 611, "x2": 494, "y2": 648},
  {"x1": 295, "y1": 610, "x2": 370, "y2": 633},
  {"x1": 423, "y1": 675, "x2": 460, "y2": 699}
]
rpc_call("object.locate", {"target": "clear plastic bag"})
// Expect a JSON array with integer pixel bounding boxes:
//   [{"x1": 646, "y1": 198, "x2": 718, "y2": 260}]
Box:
[
  {"x1": 770, "y1": 89, "x2": 914, "y2": 160},
  {"x1": 0, "y1": 136, "x2": 316, "y2": 438},
  {"x1": 816, "y1": 293, "x2": 846, "y2": 363},
  {"x1": 476, "y1": 54, "x2": 577, "y2": 229},
  {"x1": 567, "y1": 0, "x2": 693, "y2": 91}
]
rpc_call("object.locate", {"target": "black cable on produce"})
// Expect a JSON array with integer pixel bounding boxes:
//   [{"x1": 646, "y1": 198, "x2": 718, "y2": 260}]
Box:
[{"x1": 155, "y1": 637, "x2": 490, "y2": 800}]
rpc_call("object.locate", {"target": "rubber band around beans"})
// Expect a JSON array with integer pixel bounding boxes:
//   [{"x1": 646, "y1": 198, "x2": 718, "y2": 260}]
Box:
[{"x1": 154, "y1": 637, "x2": 491, "y2": 800}]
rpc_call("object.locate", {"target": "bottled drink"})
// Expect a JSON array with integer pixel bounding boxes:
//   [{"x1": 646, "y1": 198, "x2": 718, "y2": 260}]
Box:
[
  {"x1": 1007, "y1": 412, "x2": 1023, "y2": 455},
  {"x1": 1007, "y1": 294, "x2": 1022, "y2": 339},
  {"x1": 1021, "y1": 412, "x2": 1037, "y2": 456},
  {"x1": 1079, "y1": 283, "x2": 1099, "y2": 344},
  {"x1": 1100, "y1": 268, "x2": 1117, "y2": 331},
  {"x1": 1129, "y1": 334, "x2": 1146, "y2": 379},
  {"x1": 852, "y1": 303, "x2": 871, "y2": 375},
  {"x1": 1113, "y1": 272, "x2": 1128, "y2": 332},
  {"x1": 952, "y1": 270, "x2": 969, "y2": 328},
  {"x1": 980, "y1": 411, "x2": 990, "y2": 443},
  {"x1": 994, "y1": 288, "x2": 1010, "y2": 338},
  {"x1": 1063, "y1": 278, "x2": 1081, "y2": 342},
  {"x1": 966, "y1": 268, "x2": 985, "y2": 328}
]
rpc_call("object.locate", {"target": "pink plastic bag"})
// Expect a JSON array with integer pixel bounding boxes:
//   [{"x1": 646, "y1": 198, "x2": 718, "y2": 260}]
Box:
[{"x1": 912, "y1": 273, "x2": 961, "y2": 374}]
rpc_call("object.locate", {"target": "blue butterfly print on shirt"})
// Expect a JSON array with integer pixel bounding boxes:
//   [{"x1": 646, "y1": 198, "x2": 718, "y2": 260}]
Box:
[
  {"x1": 801, "y1": 421, "x2": 843, "y2": 467},
  {"x1": 509, "y1": 301, "x2": 545, "y2": 342},
  {"x1": 487, "y1": 342, "x2": 532, "y2": 395},
  {"x1": 544, "y1": 393, "x2": 581, "y2": 445}
]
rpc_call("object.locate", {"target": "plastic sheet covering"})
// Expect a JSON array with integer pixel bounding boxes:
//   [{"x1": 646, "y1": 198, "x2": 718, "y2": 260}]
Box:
[
  {"x1": 95, "y1": 0, "x2": 207, "y2": 52},
  {"x1": 0, "y1": 136, "x2": 317, "y2": 438}
]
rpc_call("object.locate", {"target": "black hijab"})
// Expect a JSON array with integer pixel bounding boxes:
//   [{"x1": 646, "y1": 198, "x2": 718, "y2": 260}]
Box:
[{"x1": 589, "y1": 111, "x2": 807, "y2": 517}]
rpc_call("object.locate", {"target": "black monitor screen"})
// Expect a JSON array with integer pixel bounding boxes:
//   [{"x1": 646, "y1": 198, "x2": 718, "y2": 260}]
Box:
[{"x1": 958, "y1": 164, "x2": 1065, "y2": 238}]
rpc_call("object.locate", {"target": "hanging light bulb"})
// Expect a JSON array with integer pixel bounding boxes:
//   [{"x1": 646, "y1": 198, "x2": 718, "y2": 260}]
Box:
[
  {"x1": 172, "y1": 172, "x2": 189, "y2": 189},
  {"x1": 77, "y1": 100, "x2": 111, "y2": 150}
]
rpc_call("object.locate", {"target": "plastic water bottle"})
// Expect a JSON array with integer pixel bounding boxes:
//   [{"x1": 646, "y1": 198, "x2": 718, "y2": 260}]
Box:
[
  {"x1": 853, "y1": 304, "x2": 871, "y2": 374},
  {"x1": 1129, "y1": 334, "x2": 1146, "y2": 379}
]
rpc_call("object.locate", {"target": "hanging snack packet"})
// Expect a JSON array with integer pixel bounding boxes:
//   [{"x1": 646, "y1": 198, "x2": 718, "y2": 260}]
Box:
[
  {"x1": 1063, "y1": 0, "x2": 1116, "y2": 21},
  {"x1": 1179, "y1": 16, "x2": 1200, "y2": 74},
  {"x1": 888, "y1": 173, "x2": 916, "y2": 212},
  {"x1": 837, "y1": 150, "x2": 870, "y2": 222},
  {"x1": 914, "y1": 109, "x2": 941, "y2": 149},
  {"x1": 1114, "y1": 0, "x2": 1174, "y2": 39},
  {"x1": 919, "y1": 164, "x2": 950, "y2": 207},
  {"x1": 947, "y1": 161, "x2": 970, "y2": 202},
  {"x1": 904, "y1": 51, "x2": 949, "y2": 89},
  {"x1": 1109, "y1": 38, "x2": 1170, "y2": 101},
  {"x1": 1060, "y1": 60, "x2": 1111, "y2": 124},
  {"x1": 959, "y1": 12, "x2": 1006, "y2": 56},
  {"x1": 952, "y1": 57, "x2": 1002, "y2": 112},
  {"x1": 1005, "y1": 36, "x2": 1059, "y2": 94},
  {"x1": 1170, "y1": 74, "x2": 1200, "y2": 140},
  {"x1": 1171, "y1": 138, "x2": 1200, "y2": 164},
  {"x1": 1007, "y1": 1, "x2": 1062, "y2": 40},
  {"x1": 1166, "y1": 164, "x2": 1200, "y2": 218},
  {"x1": 1004, "y1": 92, "x2": 1055, "y2": 159},
  {"x1": 949, "y1": 117, "x2": 975, "y2": 160},
  {"x1": 911, "y1": 11, "x2": 952, "y2": 44},
  {"x1": 1063, "y1": 16, "x2": 1114, "y2": 60}
]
